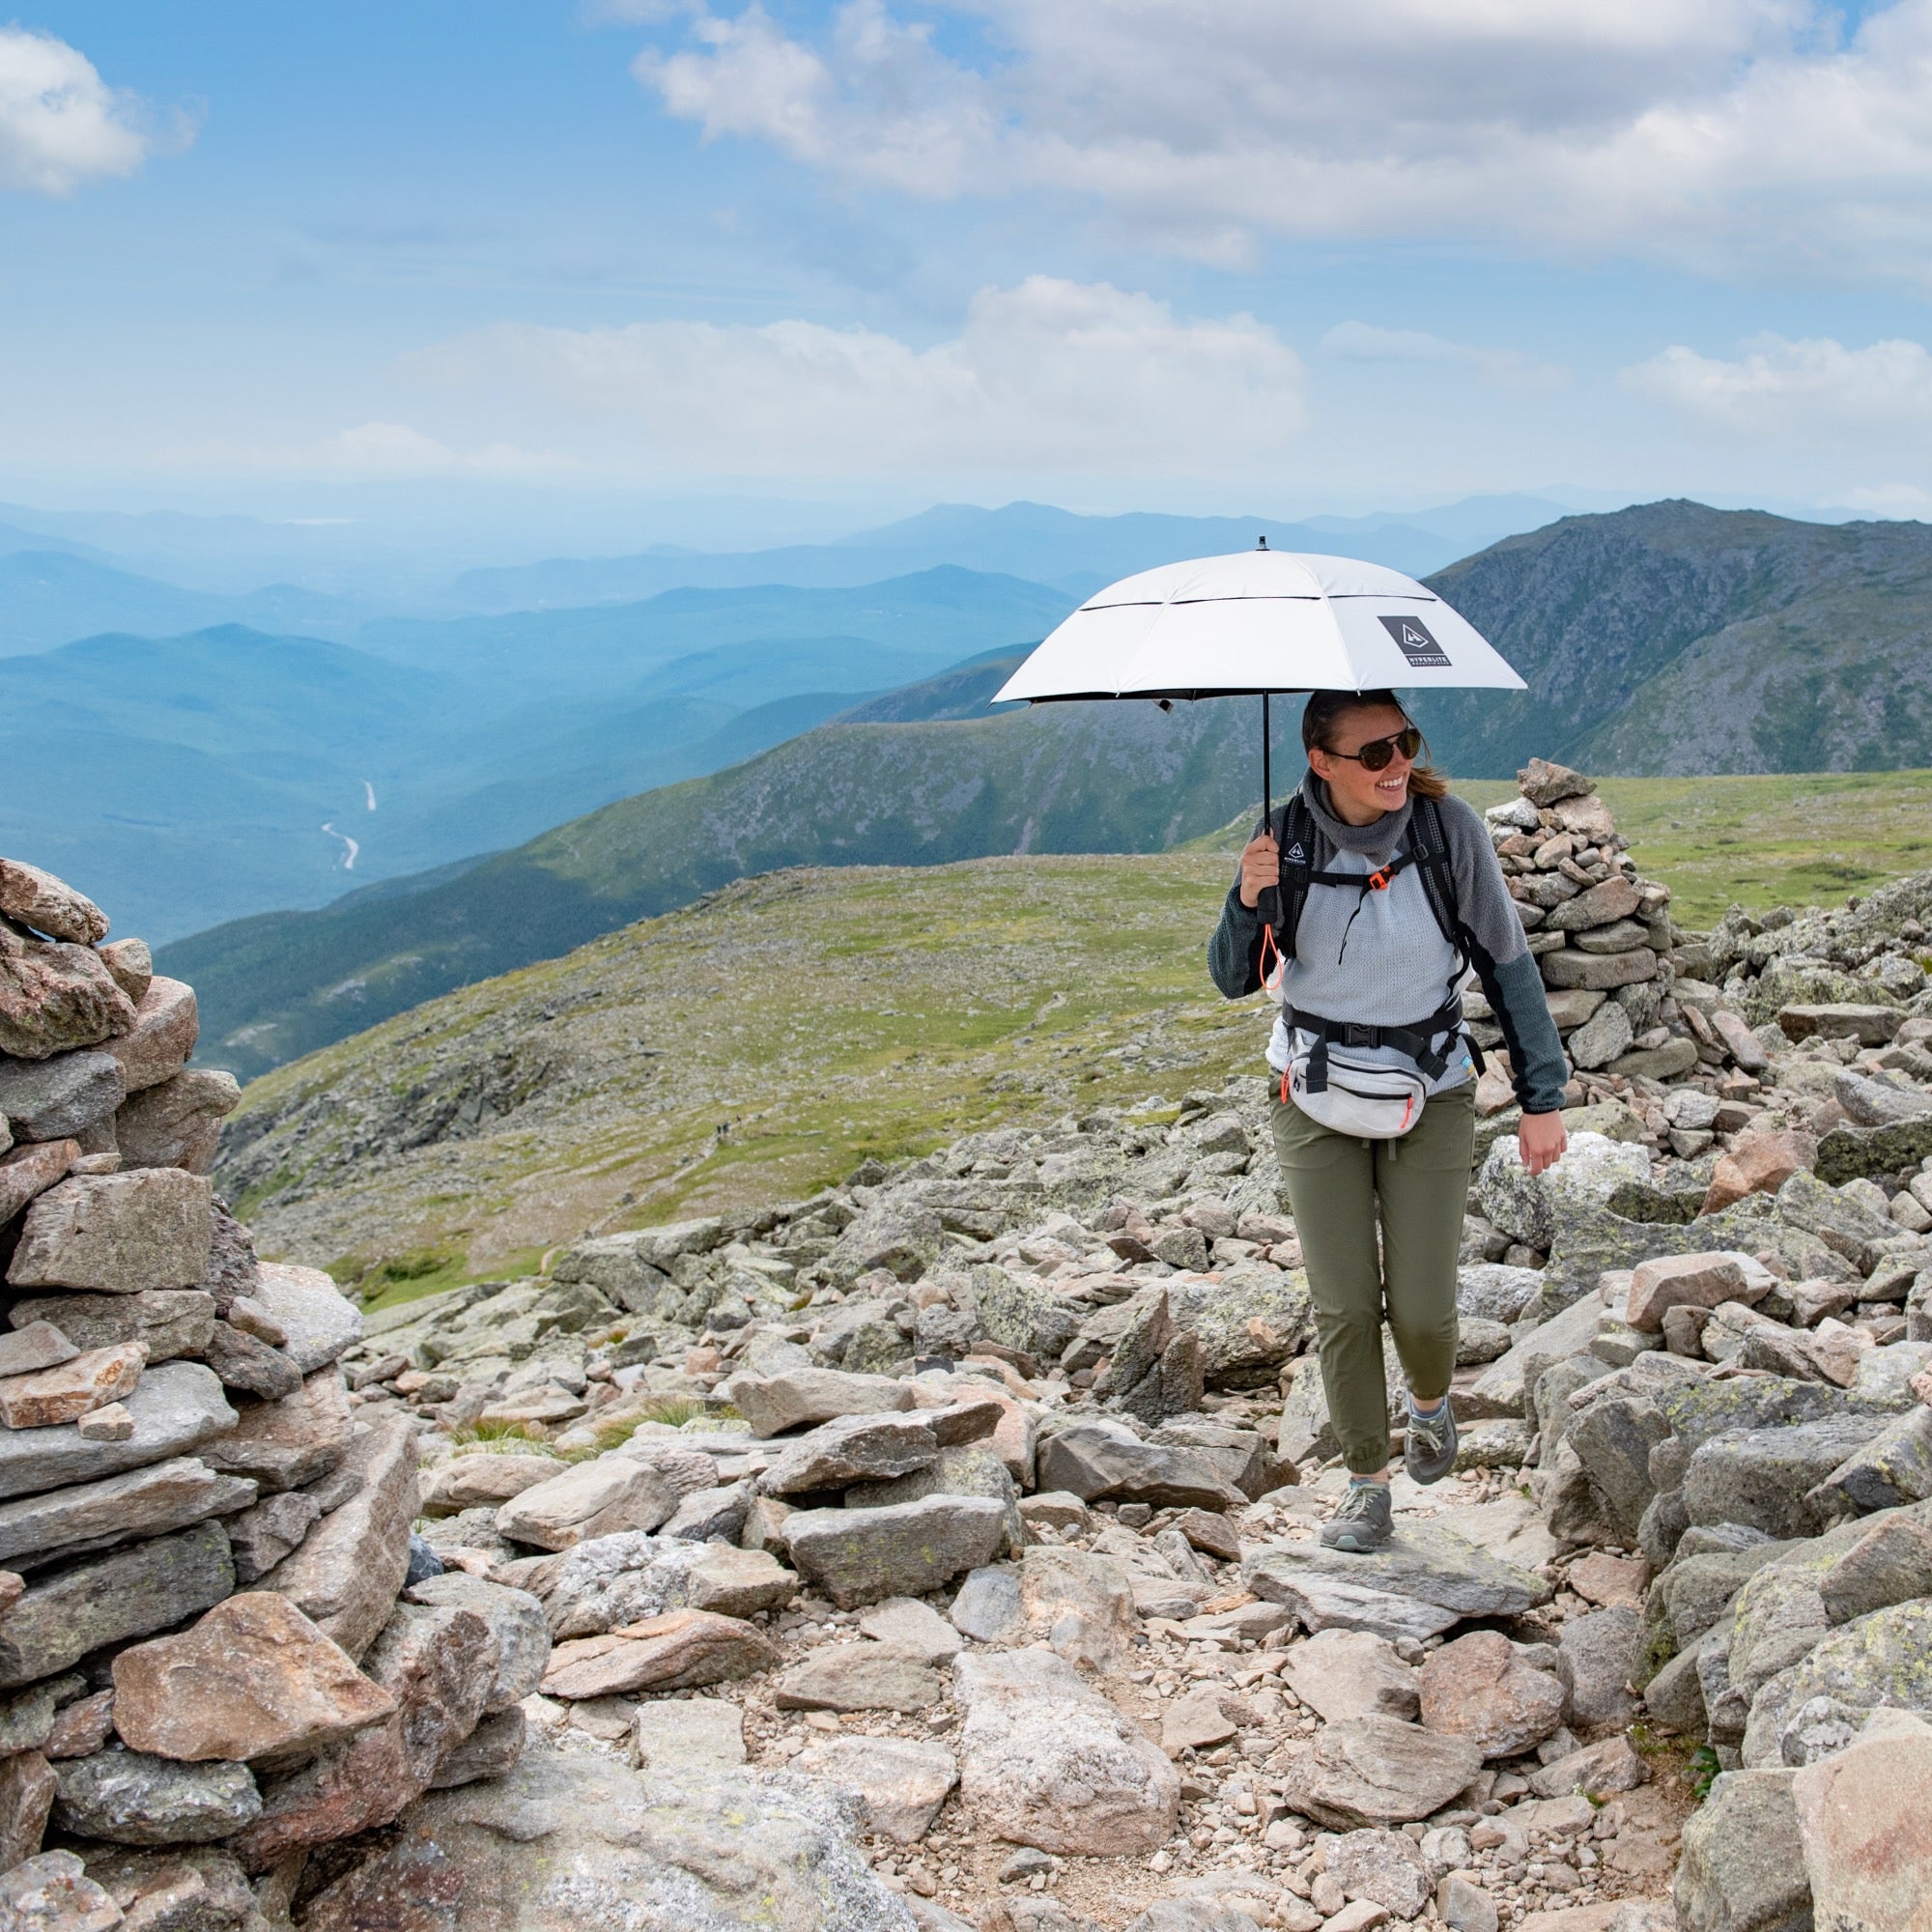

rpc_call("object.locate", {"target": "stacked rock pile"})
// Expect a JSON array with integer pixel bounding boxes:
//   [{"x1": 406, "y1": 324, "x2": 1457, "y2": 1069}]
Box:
[
  {"x1": 1472, "y1": 758, "x2": 1785, "y2": 1103},
  {"x1": 0, "y1": 859, "x2": 549, "y2": 1930},
  {"x1": 312, "y1": 850, "x2": 1932, "y2": 1932}
]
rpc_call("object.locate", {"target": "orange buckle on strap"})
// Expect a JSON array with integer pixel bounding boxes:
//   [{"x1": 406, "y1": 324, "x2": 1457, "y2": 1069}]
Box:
[{"x1": 1365, "y1": 866, "x2": 1395, "y2": 892}]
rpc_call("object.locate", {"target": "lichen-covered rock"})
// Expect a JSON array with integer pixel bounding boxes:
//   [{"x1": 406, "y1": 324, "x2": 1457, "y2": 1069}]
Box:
[
  {"x1": 296, "y1": 1749, "x2": 918, "y2": 1932},
  {"x1": 952, "y1": 1647, "x2": 1178, "y2": 1857},
  {"x1": 52, "y1": 1750, "x2": 261, "y2": 1847},
  {"x1": 1673, "y1": 1767, "x2": 1808, "y2": 1932},
  {"x1": 0, "y1": 926, "x2": 136, "y2": 1060}
]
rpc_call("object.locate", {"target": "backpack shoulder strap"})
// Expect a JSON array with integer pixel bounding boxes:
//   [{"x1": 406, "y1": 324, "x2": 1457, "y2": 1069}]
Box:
[
  {"x1": 1274, "y1": 795, "x2": 1319, "y2": 958},
  {"x1": 1408, "y1": 795, "x2": 1463, "y2": 954}
]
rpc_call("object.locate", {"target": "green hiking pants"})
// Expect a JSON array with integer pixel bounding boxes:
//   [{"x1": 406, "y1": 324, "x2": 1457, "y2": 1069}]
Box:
[{"x1": 1268, "y1": 1080, "x2": 1475, "y2": 1476}]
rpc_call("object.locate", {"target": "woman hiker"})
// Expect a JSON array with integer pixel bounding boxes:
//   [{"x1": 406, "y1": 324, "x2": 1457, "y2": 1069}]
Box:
[{"x1": 1208, "y1": 690, "x2": 1569, "y2": 1553}]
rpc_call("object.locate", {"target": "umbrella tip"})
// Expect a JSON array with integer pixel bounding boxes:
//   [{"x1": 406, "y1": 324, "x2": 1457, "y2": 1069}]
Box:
[{"x1": 1256, "y1": 534, "x2": 1268, "y2": 550}]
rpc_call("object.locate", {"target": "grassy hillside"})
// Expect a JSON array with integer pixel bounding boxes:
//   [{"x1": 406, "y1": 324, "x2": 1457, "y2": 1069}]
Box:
[
  {"x1": 216, "y1": 851, "x2": 1261, "y2": 1289},
  {"x1": 165, "y1": 689, "x2": 1267, "y2": 1081},
  {"x1": 219, "y1": 770, "x2": 1932, "y2": 1293}
]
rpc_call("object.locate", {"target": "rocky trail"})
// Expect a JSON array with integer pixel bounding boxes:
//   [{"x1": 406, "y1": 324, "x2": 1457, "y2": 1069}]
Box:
[{"x1": 3, "y1": 760, "x2": 1932, "y2": 1930}]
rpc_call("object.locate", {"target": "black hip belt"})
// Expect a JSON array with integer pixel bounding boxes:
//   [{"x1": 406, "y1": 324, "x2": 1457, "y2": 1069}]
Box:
[{"x1": 1283, "y1": 998, "x2": 1474, "y2": 1090}]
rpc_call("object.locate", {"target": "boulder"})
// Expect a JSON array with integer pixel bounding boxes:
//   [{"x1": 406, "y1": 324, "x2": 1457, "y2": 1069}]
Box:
[
  {"x1": 1791, "y1": 1708, "x2": 1932, "y2": 1932},
  {"x1": 952, "y1": 1647, "x2": 1179, "y2": 1857},
  {"x1": 0, "y1": 1853, "x2": 121, "y2": 1932},
  {"x1": 1280, "y1": 1716, "x2": 1485, "y2": 1830},
  {"x1": 1417, "y1": 1632, "x2": 1565, "y2": 1758},
  {"x1": 7, "y1": 1170, "x2": 213, "y2": 1294},
  {"x1": 405, "y1": 1572, "x2": 550, "y2": 1712},
  {"x1": 0, "y1": 927, "x2": 136, "y2": 1060},
  {"x1": 422, "y1": 1450, "x2": 562, "y2": 1516},
  {"x1": 1035, "y1": 1420, "x2": 1244, "y2": 1511},
  {"x1": 0, "y1": 1050, "x2": 124, "y2": 1141},
  {"x1": 226, "y1": 1491, "x2": 323, "y2": 1584},
  {"x1": 495, "y1": 1457, "x2": 681, "y2": 1550},
  {"x1": 1166, "y1": 1268, "x2": 1315, "y2": 1387},
  {"x1": 540, "y1": 1608, "x2": 779, "y2": 1700},
  {"x1": 1777, "y1": 1004, "x2": 1903, "y2": 1045},
  {"x1": 1673, "y1": 1768, "x2": 1809, "y2": 1932},
  {"x1": 52, "y1": 1751, "x2": 260, "y2": 1847},
  {"x1": 1014, "y1": 1545, "x2": 1139, "y2": 1671},
  {"x1": 110, "y1": 1592, "x2": 397, "y2": 1770},
  {"x1": 1703, "y1": 1132, "x2": 1819, "y2": 1216},
  {"x1": 0, "y1": 860, "x2": 108, "y2": 945},
  {"x1": 1245, "y1": 1520, "x2": 1551, "y2": 1620},
  {"x1": 1477, "y1": 1133, "x2": 1652, "y2": 1254},
  {"x1": 8, "y1": 1287, "x2": 214, "y2": 1365},
  {"x1": 792, "y1": 1735, "x2": 957, "y2": 1844},
  {"x1": 720, "y1": 1365, "x2": 915, "y2": 1436},
  {"x1": 1325, "y1": 1827, "x2": 1436, "y2": 1918},
  {"x1": 246, "y1": 1263, "x2": 362, "y2": 1374},
  {"x1": 857, "y1": 1596, "x2": 962, "y2": 1664},
  {"x1": 1625, "y1": 1253, "x2": 1770, "y2": 1331},
  {"x1": 1526, "y1": 1736, "x2": 1648, "y2": 1800},
  {"x1": 101, "y1": 978, "x2": 197, "y2": 1094},
  {"x1": 1457, "y1": 1264, "x2": 1546, "y2": 1324},
  {"x1": 257, "y1": 1415, "x2": 418, "y2": 1660},
  {"x1": 199, "y1": 1321, "x2": 302, "y2": 1401},
  {"x1": 0, "y1": 1140, "x2": 78, "y2": 1223},
  {"x1": 755, "y1": 1411, "x2": 940, "y2": 1495},
  {"x1": 199, "y1": 1365, "x2": 353, "y2": 1492},
  {"x1": 228, "y1": 1599, "x2": 497, "y2": 1871},
  {"x1": 1279, "y1": 1630, "x2": 1419, "y2": 1724},
  {"x1": 292, "y1": 1750, "x2": 916, "y2": 1932},
  {"x1": 0, "y1": 1454, "x2": 255, "y2": 1569},
  {"x1": 0, "y1": 1520, "x2": 234, "y2": 1688},
  {"x1": 782, "y1": 1494, "x2": 1010, "y2": 1607},
  {"x1": 1558, "y1": 1606, "x2": 1643, "y2": 1730},
  {"x1": 1683, "y1": 1419, "x2": 1888, "y2": 1538},
  {"x1": 0, "y1": 1751, "x2": 57, "y2": 1874},
  {"x1": 114, "y1": 1068, "x2": 241, "y2": 1174},
  {"x1": 0, "y1": 1359, "x2": 234, "y2": 1505}
]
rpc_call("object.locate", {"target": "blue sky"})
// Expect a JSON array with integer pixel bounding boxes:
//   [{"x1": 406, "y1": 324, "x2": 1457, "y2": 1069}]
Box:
[{"x1": 5, "y1": 1, "x2": 1932, "y2": 541}]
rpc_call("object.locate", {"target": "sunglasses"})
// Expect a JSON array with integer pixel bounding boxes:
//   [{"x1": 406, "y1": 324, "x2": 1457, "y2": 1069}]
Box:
[{"x1": 1323, "y1": 726, "x2": 1422, "y2": 772}]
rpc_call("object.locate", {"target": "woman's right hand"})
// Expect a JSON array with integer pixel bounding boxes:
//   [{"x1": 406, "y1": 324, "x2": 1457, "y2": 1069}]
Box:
[{"x1": 1238, "y1": 832, "x2": 1279, "y2": 909}]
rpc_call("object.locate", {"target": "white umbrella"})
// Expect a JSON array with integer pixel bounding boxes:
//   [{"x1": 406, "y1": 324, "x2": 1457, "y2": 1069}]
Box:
[{"x1": 994, "y1": 539, "x2": 1524, "y2": 819}]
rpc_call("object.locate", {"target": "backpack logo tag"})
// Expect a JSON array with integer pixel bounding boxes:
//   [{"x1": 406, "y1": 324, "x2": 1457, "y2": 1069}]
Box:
[
  {"x1": 1379, "y1": 613, "x2": 1451, "y2": 668},
  {"x1": 1284, "y1": 841, "x2": 1307, "y2": 865}
]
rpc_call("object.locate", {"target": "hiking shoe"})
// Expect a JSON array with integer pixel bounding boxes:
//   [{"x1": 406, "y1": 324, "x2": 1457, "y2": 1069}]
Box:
[
  {"x1": 1320, "y1": 1481, "x2": 1394, "y2": 1552},
  {"x1": 1405, "y1": 1398, "x2": 1458, "y2": 1486}
]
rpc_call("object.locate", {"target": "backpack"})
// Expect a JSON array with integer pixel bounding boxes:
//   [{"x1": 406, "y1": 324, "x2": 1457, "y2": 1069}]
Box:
[{"x1": 1261, "y1": 792, "x2": 1485, "y2": 1130}]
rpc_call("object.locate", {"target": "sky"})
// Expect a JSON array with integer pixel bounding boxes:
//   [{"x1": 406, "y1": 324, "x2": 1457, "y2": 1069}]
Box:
[{"x1": 4, "y1": 1, "x2": 1932, "y2": 545}]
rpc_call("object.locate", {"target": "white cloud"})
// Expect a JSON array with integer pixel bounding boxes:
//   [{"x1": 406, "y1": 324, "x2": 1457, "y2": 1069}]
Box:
[
  {"x1": 0, "y1": 26, "x2": 163, "y2": 194},
  {"x1": 1321, "y1": 322, "x2": 1566, "y2": 390},
  {"x1": 410, "y1": 277, "x2": 1305, "y2": 476},
  {"x1": 1623, "y1": 334, "x2": 1932, "y2": 433},
  {"x1": 628, "y1": 0, "x2": 1932, "y2": 281}
]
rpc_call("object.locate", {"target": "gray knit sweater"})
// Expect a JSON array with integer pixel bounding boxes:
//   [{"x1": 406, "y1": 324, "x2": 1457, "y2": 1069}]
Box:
[{"x1": 1208, "y1": 773, "x2": 1569, "y2": 1115}]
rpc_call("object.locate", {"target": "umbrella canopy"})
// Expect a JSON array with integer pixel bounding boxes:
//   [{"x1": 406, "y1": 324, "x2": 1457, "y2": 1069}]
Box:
[{"x1": 994, "y1": 545, "x2": 1524, "y2": 704}]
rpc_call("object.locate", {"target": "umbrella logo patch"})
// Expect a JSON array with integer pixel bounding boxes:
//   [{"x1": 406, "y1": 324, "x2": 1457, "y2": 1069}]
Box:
[{"x1": 1379, "y1": 614, "x2": 1450, "y2": 668}]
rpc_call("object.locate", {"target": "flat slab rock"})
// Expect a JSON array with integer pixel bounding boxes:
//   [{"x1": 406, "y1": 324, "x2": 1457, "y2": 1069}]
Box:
[
  {"x1": 782, "y1": 1493, "x2": 1009, "y2": 1608},
  {"x1": 6, "y1": 1170, "x2": 213, "y2": 1294},
  {"x1": 0, "y1": 1453, "x2": 256, "y2": 1570},
  {"x1": 111, "y1": 1591, "x2": 398, "y2": 1771},
  {"x1": 1280, "y1": 1715, "x2": 1485, "y2": 1830},
  {"x1": 1244, "y1": 1520, "x2": 1552, "y2": 1619},
  {"x1": 951, "y1": 1647, "x2": 1179, "y2": 1858},
  {"x1": 541, "y1": 1607, "x2": 779, "y2": 1700},
  {"x1": 294, "y1": 1747, "x2": 920, "y2": 1932}
]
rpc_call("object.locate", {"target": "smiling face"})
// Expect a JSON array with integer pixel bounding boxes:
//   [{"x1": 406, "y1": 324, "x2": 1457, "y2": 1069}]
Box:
[{"x1": 1306, "y1": 699, "x2": 1416, "y2": 826}]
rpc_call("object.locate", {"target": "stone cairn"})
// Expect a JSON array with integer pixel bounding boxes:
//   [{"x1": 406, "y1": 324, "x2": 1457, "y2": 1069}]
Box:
[{"x1": 0, "y1": 858, "x2": 548, "y2": 1930}]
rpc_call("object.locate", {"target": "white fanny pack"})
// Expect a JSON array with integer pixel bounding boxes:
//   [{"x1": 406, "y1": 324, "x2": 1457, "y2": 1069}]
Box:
[
  {"x1": 1277, "y1": 1001, "x2": 1467, "y2": 1140},
  {"x1": 1284, "y1": 1038, "x2": 1431, "y2": 1138}
]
